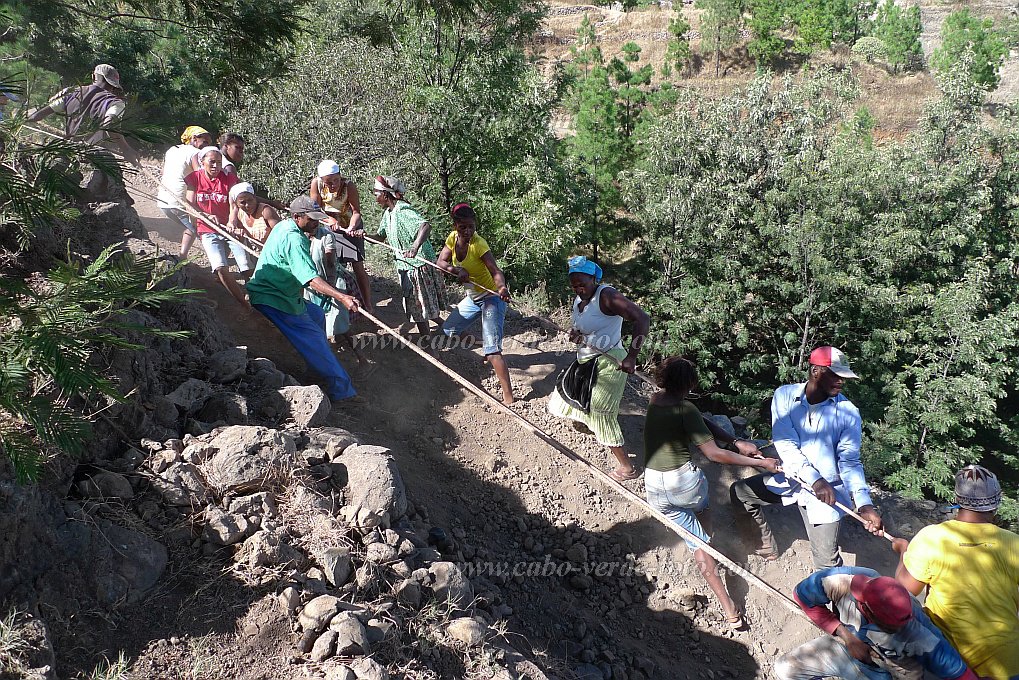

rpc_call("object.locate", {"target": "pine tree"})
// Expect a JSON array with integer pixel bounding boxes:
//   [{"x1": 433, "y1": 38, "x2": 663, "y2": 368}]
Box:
[
  {"x1": 872, "y1": 0, "x2": 922, "y2": 72},
  {"x1": 748, "y1": 0, "x2": 787, "y2": 67},
  {"x1": 932, "y1": 9, "x2": 1007, "y2": 89},
  {"x1": 665, "y1": 15, "x2": 693, "y2": 76},
  {"x1": 696, "y1": 0, "x2": 746, "y2": 77}
]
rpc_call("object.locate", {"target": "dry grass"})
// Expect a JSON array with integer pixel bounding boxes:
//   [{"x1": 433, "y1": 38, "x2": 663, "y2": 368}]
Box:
[
  {"x1": 0, "y1": 610, "x2": 31, "y2": 676},
  {"x1": 82, "y1": 652, "x2": 130, "y2": 680}
]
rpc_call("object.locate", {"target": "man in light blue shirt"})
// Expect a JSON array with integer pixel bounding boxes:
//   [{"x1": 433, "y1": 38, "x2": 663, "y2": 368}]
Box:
[{"x1": 730, "y1": 346, "x2": 883, "y2": 569}]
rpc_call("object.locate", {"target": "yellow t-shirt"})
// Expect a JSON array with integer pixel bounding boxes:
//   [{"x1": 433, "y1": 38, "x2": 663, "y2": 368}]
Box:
[
  {"x1": 445, "y1": 232, "x2": 497, "y2": 300},
  {"x1": 903, "y1": 520, "x2": 1019, "y2": 678}
]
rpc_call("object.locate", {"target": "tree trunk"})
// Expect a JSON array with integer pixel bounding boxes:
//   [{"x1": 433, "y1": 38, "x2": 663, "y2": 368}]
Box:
[
  {"x1": 714, "y1": 33, "x2": 721, "y2": 78},
  {"x1": 440, "y1": 156, "x2": 452, "y2": 215}
]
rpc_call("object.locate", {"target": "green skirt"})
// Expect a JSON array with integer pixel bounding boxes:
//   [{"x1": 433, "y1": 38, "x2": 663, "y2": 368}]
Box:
[{"x1": 547, "y1": 347, "x2": 628, "y2": 447}]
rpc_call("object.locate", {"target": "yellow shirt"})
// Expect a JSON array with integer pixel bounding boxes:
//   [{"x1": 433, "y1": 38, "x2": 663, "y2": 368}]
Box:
[
  {"x1": 903, "y1": 520, "x2": 1019, "y2": 679},
  {"x1": 445, "y1": 232, "x2": 497, "y2": 300}
]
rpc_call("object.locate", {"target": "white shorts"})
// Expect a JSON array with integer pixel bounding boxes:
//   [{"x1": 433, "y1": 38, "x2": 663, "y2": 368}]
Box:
[{"x1": 200, "y1": 233, "x2": 253, "y2": 273}]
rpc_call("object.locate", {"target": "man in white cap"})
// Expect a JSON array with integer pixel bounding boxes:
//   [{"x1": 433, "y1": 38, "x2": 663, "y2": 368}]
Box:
[
  {"x1": 28, "y1": 64, "x2": 140, "y2": 199},
  {"x1": 893, "y1": 465, "x2": 1019, "y2": 680},
  {"x1": 730, "y1": 346, "x2": 884, "y2": 570}
]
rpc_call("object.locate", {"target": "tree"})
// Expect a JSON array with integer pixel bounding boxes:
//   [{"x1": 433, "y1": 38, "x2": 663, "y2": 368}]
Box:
[
  {"x1": 609, "y1": 42, "x2": 653, "y2": 139},
  {"x1": 620, "y1": 69, "x2": 1019, "y2": 523},
  {"x1": 8, "y1": 0, "x2": 306, "y2": 127},
  {"x1": 871, "y1": 0, "x2": 922, "y2": 72},
  {"x1": 695, "y1": 0, "x2": 746, "y2": 77},
  {"x1": 665, "y1": 15, "x2": 694, "y2": 76},
  {"x1": 747, "y1": 0, "x2": 787, "y2": 67},
  {"x1": 931, "y1": 9, "x2": 1007, "y2": 89},
  {"x1": 570, "y1": 13, "x2": 604, "y2": 77}
]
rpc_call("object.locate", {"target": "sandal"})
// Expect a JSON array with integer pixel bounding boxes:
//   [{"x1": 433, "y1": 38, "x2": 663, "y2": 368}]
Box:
[
  {"x1": 726, "y1": 612, "x2": 746, "y2": 631},
  {"x1": 609, "y1": 467, "x2": 643, "y2": 482},
  {"x1": 754, "y1": 535, "x2": 779, "y2": 561}
]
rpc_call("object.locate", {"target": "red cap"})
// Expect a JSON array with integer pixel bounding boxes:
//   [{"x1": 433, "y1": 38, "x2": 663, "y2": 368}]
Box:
[
  {"x1": 808, "y1": 346, "x2": 858, "y2": 379},
  {"x1": 851, "y1": 575, "x2": 913, "y2": 630}
]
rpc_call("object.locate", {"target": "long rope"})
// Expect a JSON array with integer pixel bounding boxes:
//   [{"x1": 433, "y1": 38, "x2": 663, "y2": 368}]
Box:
[
  {"x1": 788, "y1": 471, "x2": 897, "y2": 543},
  {"x1": 356, "y1": 305, "x2": 805, "y2": 618}
]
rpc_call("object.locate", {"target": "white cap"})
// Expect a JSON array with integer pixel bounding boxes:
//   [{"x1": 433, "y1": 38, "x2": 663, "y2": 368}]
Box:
[
  {"x1": 317, "y1": 159, "x2": 340, "y2": 178},
  {"x1": 93, "y1": 64, "x2": 121, "y2": 90}
]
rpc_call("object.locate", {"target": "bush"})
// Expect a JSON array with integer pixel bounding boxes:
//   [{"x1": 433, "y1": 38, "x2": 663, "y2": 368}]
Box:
[{"x1": 852, "y1": 36, "x2": 888, "y2": 63}]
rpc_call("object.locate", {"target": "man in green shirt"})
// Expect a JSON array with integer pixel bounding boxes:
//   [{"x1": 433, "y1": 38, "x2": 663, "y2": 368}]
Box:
[{"x1": 248, "y1": 196, "x2": 363, "y2": 403}]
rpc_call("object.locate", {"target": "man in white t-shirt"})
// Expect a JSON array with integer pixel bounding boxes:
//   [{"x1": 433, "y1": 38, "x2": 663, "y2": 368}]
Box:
[{"x1": 157, "y1": 125, "x2": 213, "y2": 258}]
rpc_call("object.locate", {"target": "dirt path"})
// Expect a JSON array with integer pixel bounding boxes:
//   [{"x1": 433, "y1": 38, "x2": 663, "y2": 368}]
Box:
[{"x1": 119, "y1": 176, "x2": 903, "y2": 679}]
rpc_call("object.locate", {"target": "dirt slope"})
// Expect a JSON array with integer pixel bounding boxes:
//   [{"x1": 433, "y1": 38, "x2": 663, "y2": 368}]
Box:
[{"x1": 80, "y1": 176, "x2": 927, "y2": 680}]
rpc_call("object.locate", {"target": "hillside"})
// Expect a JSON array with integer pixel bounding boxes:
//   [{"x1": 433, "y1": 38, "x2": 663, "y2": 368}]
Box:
[{"x1": 535, "y1": 0, "x2": 1019, "y2": 137}]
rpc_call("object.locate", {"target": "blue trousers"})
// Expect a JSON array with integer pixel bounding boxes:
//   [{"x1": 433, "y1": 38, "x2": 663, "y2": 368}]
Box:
[{"x1": 254, "y1": 303, "x2": 356, "y2": 400}]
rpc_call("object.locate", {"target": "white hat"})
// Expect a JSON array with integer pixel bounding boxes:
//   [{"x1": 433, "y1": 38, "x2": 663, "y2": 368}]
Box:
[
  {"x1": 93, "y1": 64, "x2": 121, "y2": 90},
  {"x1": 317, "y1": 159, "x2": 340, "y2": 178},
  {"x1": 229, "y1": 182, "x2": 255, "y2": 203}
]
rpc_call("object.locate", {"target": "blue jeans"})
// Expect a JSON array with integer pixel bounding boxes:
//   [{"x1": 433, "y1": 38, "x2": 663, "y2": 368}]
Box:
[
  {"x1": 254, "y1": 302, "x2": 356, "y2": 400},
  {"x1": 442, "y1": 294, "x2": 506, "y2": 355},
  {"x1": 644, "y1": 463, "x2": 710, "y2": 551}
]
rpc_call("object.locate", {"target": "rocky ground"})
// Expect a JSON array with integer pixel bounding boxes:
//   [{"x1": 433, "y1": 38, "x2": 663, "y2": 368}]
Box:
[{"x1": 0, "y1": 180, "x2": 947, "y2": 680}]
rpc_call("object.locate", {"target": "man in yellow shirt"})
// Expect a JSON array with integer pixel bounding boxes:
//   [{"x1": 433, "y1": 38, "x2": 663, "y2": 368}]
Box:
[{"x1": 893, "y1": 465, "x2": 1019, "y2": 680}]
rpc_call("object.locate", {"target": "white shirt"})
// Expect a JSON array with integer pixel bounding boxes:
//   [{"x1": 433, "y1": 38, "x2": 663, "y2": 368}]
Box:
[{"x1": 157, "y1": 144, "x2": 200, "y2": 209}]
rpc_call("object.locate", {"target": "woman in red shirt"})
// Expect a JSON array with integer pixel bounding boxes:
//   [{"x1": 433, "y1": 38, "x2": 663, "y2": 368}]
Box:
[{"x1": 184, "y1": 146, "x2": 251, "y2": 307}]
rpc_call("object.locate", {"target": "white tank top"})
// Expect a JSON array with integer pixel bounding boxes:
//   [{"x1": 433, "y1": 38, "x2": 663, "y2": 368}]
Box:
[{"x1": 573, "y1": 285, "x2": 623, "y2": 359}]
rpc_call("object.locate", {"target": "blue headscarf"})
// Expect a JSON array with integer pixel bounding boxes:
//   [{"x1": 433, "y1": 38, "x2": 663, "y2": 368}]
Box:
[{"x1": 568, "y1": 255, "x2": 603, "y2": 283}]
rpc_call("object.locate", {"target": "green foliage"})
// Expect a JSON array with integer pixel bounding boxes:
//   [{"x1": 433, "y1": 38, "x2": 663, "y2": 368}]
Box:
[
  {"x1": 851, "y1": 36, "x2": 888, "y2": 63},
  {"x1": 621, "y1": 68, "x2": 1019, "y2": 511},
  {"x1": 695, "y1": 0, "x2": 746, "y2": 77},
  {"x1": 931, "y1": 9, "x2": 1007, "y2": 89},
  {"x1": 665, "y1": 15, "x2": 693, "y2": 76},
  {"x1": 570, "y1": 13, "x2": 604, "y2": 77},
  {"x1": 871, "y1": 0, "x2": 922, "y2": 72},
  {"x1": 789, "y1": 0, "x2": 872, "y2": 54},
  {"x1": 7, "y1": 0, "x2": 306, "y2": 128},
  {"x1": 748, "y1": 0, "x2": 787, "y2": 67},
  {"x1": 0, "y1": 244, "x2": 190, "y2": 481}
]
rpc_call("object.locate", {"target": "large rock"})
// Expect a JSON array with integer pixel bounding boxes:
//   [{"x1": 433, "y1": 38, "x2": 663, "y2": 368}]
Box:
[
  {"x1": 446, "y1": 617, "x2": 487, "y2": 647},
  {"x1": 77, "y1": 471, "x2": 134, "y2": 500},
  {"x1": 308, "y1": 427, "x2": 359, "y2": 460},
  {"x1": 349, "y1": 658, "x2": 389, "y2": 680},
  {"x1": 165, "y1": 378, "x2": 214, "y2": 410},
  {"x1": 321, "y1": 547, "x2": 353, "y2": 587},
  {"x1": 337, "y1": 445, "x2": 407, "y2": 521},
  {"x1": 311, "y1": 630, "x2": 338, "y2": 662},
  {"x1": 300, "y1": 595, "x2": 342, "y2": 632},
  {"x1": 89, "y1": 521, "x2": 168, "y2": 606},
  {"x1": 325, "y1": 666, "x2": 356, "y2": 680},
  {"x1": 279, "y1": 385, "x2": 331, "y2": 428},
  {"x1": 203, "y1": 426, "x2": 296, "y2": 494},
  {"x1": 426, "y1": 562, "x2": 474, "y2": 610},
  {"x1": 151, "y1": 462, "x2": 211, "y2": 507},
  {"x1": 196, "y1": 392, "x2": 249, "y2": 425},
  {"x1": 329, "y1": 612, "x2": 370, "y2": 656},
  {"x1": 204, "y1": 508, "x2": 253, "y2": 546},
  {"x1": 208, "y1": 347, "x2": 247, "y2": 384}
]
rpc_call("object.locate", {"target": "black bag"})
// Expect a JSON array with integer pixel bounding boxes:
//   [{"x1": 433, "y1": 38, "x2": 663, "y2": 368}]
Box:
[{"x1": 555, "y1": 358, "x2": 598, "y2": 414}]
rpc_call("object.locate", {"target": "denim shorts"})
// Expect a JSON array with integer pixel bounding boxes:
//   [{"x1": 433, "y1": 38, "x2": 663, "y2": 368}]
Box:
[
  {"x1": 161, "y1": 207, "x2": 197, "y2": 236},
  {"x1": 200, "y1": 232, "x2": 253, "y2": 273},
  {"x1": 442, "y1": 294, "x2": 507, "y2": 355},
  {"x1": 644, "y1": 463, "x2": 710, "y2": 551}
]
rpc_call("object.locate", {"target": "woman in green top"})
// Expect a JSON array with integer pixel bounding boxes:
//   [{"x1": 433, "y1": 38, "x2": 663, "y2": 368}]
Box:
[
  {"x1": 644, "y1": 356, "x2": 780, "y2": 630},
  {"x1": 372, "y1": 175, "x2": 447, "y2": 336}
]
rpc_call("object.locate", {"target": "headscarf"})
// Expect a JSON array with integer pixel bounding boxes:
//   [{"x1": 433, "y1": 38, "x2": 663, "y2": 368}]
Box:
[
  {"x1": 317, "y1": 159, "x2": 340, "y2": 178},
  {"x1": 568, "y1": 255, "x2": 603, "y2": 283},
  {"x1": 955, "y1": 465, "x2": 1002, "y2": 512},
  {"x1": 229, "y1": 182, "x2": 255, "y2": 204},
  {"x1": 181, "y1": 125, "x2": 210, "y2": 145},
  {"x1": 374, "y1": 175, "x2": 407, "y2": 197},
  {"x1": 197, "y1": 145, "x2": 222, "y2": 162},
  {"x1": 451, "y1": 203, "x2": 475, "y2": 220}
]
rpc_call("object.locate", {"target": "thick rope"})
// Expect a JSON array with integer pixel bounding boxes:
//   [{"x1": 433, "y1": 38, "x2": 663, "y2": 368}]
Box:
[{"x1": 356, "y1": 306, "x2": 806, "y2": 618}]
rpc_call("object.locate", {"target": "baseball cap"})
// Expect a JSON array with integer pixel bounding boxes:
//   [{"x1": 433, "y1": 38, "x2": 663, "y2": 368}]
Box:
[
  {"x1": 93, "y1": 64, "x2": 121, "y2": 90},
  {"x1": 809, "y1": 346, "x2": 858, "y2": 379},
  {"x1": 316, "y1": 159, "x2": 340, "y2": 178},
  {"x1": 851, "y1": 574, "x2": 914, "y2": 630},
  {"x1": 955, "y1": 465, "x2": 1002, "y2": 513},
  {"x1": 289, "y1": 195, "x2": 329, "y2": 220}
]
